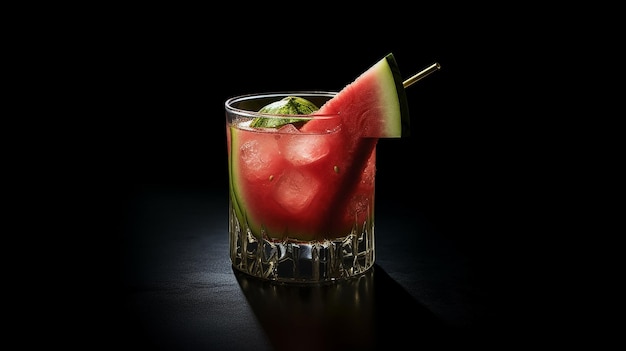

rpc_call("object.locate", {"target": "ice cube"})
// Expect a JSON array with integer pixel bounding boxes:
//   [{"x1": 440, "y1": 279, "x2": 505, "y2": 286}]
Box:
[
  {"x1": 280, "y1": 133, "x2": 330, "y2": 166},
  {"x1": 273, "y1": 168, "x2": 320, "y2": 214},
  {"x1": 240, "y1": 139, "x2": 279, "y2": 181},
  {"x1": 277, "y1": 124, "x2": 300, "y2": 134}
]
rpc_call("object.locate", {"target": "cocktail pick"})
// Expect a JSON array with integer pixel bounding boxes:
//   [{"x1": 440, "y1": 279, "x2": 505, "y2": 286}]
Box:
[{"x1": 403, "y1": 62, "x2": 441, "y2": 88}]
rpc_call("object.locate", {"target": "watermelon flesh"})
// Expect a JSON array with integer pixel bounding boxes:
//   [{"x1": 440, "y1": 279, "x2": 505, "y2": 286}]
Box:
[{"x1": 229, "y1": 53, "x2": 409, "y2": 241}]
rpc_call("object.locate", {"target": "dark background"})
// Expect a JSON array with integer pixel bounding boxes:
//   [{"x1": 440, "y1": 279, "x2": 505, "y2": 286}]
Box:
[
  {"x1": 40, "y1": 5, "x2": 601, "y2": 349},
  {"x1": 100, "y1": 14, "x2": 525, "y2": 228},
  {"x1": 100, "y1": 17, "x2": 534, "y2": 250}
]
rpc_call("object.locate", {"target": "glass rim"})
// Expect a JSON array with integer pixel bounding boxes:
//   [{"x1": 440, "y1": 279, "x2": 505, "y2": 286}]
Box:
[{"x1": 225, "y1": 91, "x2": 339, "y2": 118}]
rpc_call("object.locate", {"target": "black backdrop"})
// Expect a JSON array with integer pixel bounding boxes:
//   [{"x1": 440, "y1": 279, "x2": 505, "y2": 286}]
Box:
[
  {"x1": 100, "y1": 20, "x2": 524, "y2": 251},
  {"x1": 47, "y1": 5, "x2": 583, "y2": 348}
]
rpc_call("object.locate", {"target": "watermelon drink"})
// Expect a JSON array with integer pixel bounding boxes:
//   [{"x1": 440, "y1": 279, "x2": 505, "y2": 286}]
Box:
[
  {"x1": 226, "y1": 92, "x2": 376, "y2": 283},
  {"x1": 225, "y1": 53, "x2": 437, "y2": 284}
]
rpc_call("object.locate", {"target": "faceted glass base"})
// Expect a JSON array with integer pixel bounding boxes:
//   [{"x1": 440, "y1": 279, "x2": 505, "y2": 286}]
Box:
[{"x1": 229, "y1": 207, "x2": 375, "y2": 284}]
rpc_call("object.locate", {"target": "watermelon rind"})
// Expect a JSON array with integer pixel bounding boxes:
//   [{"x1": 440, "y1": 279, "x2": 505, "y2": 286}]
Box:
[{"x1": 383, "y1": 53, "x2": 411, "y2": 138}]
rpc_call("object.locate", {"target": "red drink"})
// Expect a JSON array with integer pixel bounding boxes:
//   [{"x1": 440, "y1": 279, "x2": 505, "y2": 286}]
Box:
[{"x1": 226, "y1": 92, "x2": 376, "y2": 283}]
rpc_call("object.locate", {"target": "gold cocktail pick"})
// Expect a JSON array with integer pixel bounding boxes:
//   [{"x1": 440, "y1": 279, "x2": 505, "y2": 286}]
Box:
[{"x1": 403, "y1": 62, "x2": 441, "y2": 88}]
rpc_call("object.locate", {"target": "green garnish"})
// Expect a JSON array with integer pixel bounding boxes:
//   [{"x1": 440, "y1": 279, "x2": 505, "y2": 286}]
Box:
[{"x1": 250, "y1": 96, "x2": 319, "y2": 128}]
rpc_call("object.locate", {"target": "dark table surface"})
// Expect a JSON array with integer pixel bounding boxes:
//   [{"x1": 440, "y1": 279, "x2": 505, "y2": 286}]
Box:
[{"x1": 86, "y1": 183, "x2": 557, "y2": 350}]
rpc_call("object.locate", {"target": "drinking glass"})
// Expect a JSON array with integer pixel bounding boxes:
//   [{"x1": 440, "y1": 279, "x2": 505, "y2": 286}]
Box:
[{"x1": 225, "y1": 91, "x2": 376, "y2": 284}]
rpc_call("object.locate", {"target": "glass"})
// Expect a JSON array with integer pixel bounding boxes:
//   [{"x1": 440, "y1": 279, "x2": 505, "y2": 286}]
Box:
[{"x1": 225, "y1": 91, "x2": 376, "y2": 284}]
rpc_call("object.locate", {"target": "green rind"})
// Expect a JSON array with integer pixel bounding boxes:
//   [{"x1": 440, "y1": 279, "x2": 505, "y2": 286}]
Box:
[
  {"x1": 228, "y1": 126, "x2": 249, "y2": 237},
  {"x1": 383, "y1": 53, "x2": 411, "y2": 138}
]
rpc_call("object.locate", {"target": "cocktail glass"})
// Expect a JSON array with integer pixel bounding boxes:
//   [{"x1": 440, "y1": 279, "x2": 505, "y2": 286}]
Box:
[{"x1": 225, "y1": 91, "x2": 376, "y2": 284}]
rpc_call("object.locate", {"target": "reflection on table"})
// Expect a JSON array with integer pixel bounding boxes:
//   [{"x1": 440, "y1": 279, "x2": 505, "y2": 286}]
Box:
[{"x1": 235, "y1": 264, "x2": 451, "y2": 350}]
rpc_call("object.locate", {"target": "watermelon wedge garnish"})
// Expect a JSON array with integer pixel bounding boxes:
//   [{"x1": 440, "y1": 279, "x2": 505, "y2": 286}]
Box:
[
  {"x1": 229, "y1": 53, "x2": 435, "y2": 241},
  {"x1": 299, "y1": 53, "x2": 409, "y2": 232},
  {"x1": 301, "y1": 53, "x2": 410, "y2": 138}
]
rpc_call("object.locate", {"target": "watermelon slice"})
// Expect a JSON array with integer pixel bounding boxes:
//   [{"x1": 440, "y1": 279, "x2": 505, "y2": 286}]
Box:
[
  {"x1": 229, "y1": 53, "x2": 410, "y2": 241},
  {"x1": 301, "y1": 53, "x2": 409, "y2": 231},
  {"x1": 301, "y1": 53, "x2": 410, "y2": 138}
]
